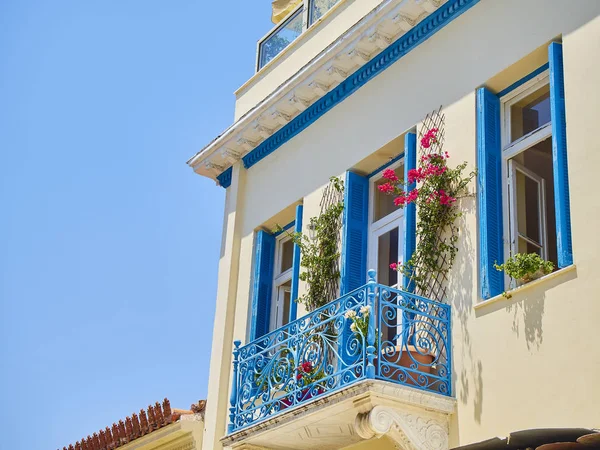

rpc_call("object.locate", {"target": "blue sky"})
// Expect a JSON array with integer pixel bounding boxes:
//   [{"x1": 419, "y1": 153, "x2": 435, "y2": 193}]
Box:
[{"x1": 0, "y1": 1, "x2": 272, "y2": 448}]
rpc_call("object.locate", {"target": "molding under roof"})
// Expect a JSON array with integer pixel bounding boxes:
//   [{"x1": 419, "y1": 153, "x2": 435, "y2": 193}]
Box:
[{"x1": 187, "y1": 0, "x2": 479, "y2": 187}]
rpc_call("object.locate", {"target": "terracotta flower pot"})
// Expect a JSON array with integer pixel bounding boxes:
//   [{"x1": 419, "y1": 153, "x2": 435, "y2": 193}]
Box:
[{"x1": 379, "y1": 345, "x2": 434, "y2": 387}]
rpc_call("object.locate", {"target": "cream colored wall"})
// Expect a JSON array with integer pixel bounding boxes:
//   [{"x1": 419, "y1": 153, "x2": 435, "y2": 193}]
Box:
[
  {"x1": 204, "y1": 1, "x2": 600, "y2": 449},
  {"x1": 234, "y1": 0, "x2": 383, "y2": 120}
]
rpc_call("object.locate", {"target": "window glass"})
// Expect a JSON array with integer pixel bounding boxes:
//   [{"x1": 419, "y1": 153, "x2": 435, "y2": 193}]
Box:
[
  {"x1": 374, "y1": 164, "x2": 403, "y2": 222},
  {"x1": 310, "y1": 0, "x2": 341, "y2": 24},
  {"x1": 510, "y1": 84, "x2": 551, "y2": 142},
  {"x1": 259, "y1": 7, "x2": 304, "y2": 69},
  {"x1": 377, "y1": 227, "x2": 399, "y2": 288},
  {"x1": 281, "y1": 285, "x2": 291, "y2": 327},
  {"x1": 280, "y1": 238, "x2": 294, "y2": 273},
  {"x1": 509, "y1": 137, "x2": 557, "y2": 267}
]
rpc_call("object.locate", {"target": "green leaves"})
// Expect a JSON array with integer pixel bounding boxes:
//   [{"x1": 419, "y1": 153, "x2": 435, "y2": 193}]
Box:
[
  {"x1": 495, "y1": 253, "x2": 554, "y2": 283},
  {"x1": 280, "y1": 177, "x2": 344, "y2": 312}
]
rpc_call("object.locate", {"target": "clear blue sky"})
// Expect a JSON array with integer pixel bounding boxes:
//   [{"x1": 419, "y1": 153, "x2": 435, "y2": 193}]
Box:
[{"x1": 0, "y1": 1, "x2": 272, "y2": 448}]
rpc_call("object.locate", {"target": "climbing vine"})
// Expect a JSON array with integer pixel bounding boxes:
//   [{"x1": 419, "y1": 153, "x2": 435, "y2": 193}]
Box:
[
  {"x1": 382, "y1": 128, "x2": 476, "y2": 295},
  {"x1": 278, "y1": 177, "x2": 344, "y2": 312}
]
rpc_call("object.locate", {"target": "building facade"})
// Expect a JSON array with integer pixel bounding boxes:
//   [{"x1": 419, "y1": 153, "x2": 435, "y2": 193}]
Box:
[{"x1": 188, "y1": 1, "x2": 600, "y2": 449}]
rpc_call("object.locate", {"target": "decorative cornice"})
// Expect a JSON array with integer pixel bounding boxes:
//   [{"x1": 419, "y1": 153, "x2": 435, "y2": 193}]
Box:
[{"x1": 189, "y1": 0, "x2": 480, "y2": 188}]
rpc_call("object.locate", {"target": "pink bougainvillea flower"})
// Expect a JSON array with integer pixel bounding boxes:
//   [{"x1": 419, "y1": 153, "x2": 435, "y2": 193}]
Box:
[
  {"x1": 377, "y1": 182, "x2": 395, "y2": 194},
  {"x1": 406, "y1": 189, "x2": 419, "y2": 203},
  {"x1": 394, "y1": 195, "x2": 407, "y2": 206},
  {"x1": 382, "y1": 168, "x2": 398, "y2": 181},
  {"x1": 389, "y1": 263, "x2": 398, "y2": 270},
  {"x1": 407, "y1": 168, "x2": 422, "y2": 184}
]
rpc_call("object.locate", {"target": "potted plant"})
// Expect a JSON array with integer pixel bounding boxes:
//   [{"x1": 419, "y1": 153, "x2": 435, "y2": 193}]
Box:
[
  {"x1": 345, "y1": 304, "x2": 434, "y2": 384},
  {"x1": 495, "y1": 252, "x2": 554, "y2": 285}
]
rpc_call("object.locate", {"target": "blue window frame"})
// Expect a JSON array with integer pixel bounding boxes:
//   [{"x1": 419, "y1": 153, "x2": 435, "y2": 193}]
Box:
[{"x1": 477, "y1": 43, "x2": 573, "y2": 300}]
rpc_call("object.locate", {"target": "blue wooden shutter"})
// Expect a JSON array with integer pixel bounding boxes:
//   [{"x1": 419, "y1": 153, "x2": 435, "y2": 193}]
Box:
[
  {"x1": 289, "y1": 204, "x2": 303, "y2": 322},
  {"x1": 250, "y1": 230, "x2": 276, "y2": 340},
  {"x1": 340, "y1": 171, "x2": 368, "y2": 367},
  {"x1": 549, "y1": 42, "x2": 573, "y2": 268},
  {"x1": 341, "y1": 171, "x2": 369, "y2": 294},
  {"x1": 403, "y1": 132, "x2": 417, "y2": 292},
  {"x1": 477, "y1": 87, "x2": 504, "y2": 299}
]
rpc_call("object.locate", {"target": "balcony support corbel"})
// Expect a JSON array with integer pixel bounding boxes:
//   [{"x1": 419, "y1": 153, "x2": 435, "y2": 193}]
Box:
[{"x1": 355, "y1": 405, "x2": 450, "y2": 450}]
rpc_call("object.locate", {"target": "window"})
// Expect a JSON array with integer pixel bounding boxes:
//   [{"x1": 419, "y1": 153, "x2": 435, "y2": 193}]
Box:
[
  {"x1": 270, "y1": 234, "x2": 294, "y2": 330},
  {"x1": 477, "y1": 42, "x2": 573, "y2": 300},
  {"x1": 258, "y1": 5, "x2": 304, "y2": 70},
  {"x1": 309, "y1": 0, "x2": 341, "y2": 25},
  {"x1": 368, "y1": 162, "x2": 405, "y2": 289},
  {"x1": 501, "y1": 77, "x2": 558, "y2": 278}
]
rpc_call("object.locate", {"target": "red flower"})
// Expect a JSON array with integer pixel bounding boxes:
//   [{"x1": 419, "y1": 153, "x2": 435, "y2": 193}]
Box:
[
  {"x1": 296, "y1": 373, "x2": 303, "y2": 381},
  {"x1": 421, "y1": 128, "x2": 439, "y2": 149},
  {"x1": 406, "y1": 189, "x2": 419, "y2": 203},
  {"x1": 394, "y1": 195, "x2": 407, "y2": 206},
  {"x1": 407, "y1": 168, "x2": 422, "y2": 184},
  {"x1": 377, "y1": 183, "x2": 394, "y2": 194},
  {"x1": 390, "y1": 262, "x2": 398, "y2": 270},
  {"x1": 382, "y1": 168, "x2": 398, "y2": 182},
  {"x1": 300, "y1": 362, "x2": 313, "y2": 373}
]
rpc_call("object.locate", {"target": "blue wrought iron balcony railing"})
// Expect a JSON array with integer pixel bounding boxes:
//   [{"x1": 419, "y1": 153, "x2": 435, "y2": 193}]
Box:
[
  {"x1": 228, "y1": 270, "x2": 452, "y2": 433},
  {"x1": 257, "y1": 0, "x2": 342, "y2": 71}
]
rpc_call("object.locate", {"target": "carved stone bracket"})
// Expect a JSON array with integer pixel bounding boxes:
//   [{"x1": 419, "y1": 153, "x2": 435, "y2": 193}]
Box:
[{"x1": 355, "y1": 405, "x2": 450, "y2": 450}]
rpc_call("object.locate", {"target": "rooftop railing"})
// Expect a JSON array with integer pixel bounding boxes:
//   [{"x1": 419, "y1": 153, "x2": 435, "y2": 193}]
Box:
[
  {"x1": 257, "y1": 0, "x2": 342, "y2": 71},
  {"x1": 228, "y1": 270, "x2": 452, "y2": 433}
]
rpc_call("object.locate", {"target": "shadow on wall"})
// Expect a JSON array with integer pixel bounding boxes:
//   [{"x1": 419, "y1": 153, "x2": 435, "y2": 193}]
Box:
[
  {"x1": 476, "y1": 267, "x2": 578, "y2": 351},
  {"x1": 449, "y1": 192, "x2": 484, "y2": 425}
]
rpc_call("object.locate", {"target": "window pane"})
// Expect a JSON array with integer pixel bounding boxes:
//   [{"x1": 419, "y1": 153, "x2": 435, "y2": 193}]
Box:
[
  {"x1": 280, "y1": 238, "x2": 294, "y2": 273},
  {"x1": 282, "y1": 287, "x2": 291, "y2": 327},
  {"x1": 515, "y1": 170, "x2": 541, "y2": 245},
  {"x1": 259, "y1": 8, "x2": 304, "y2": 69},
  {"x1": 509, "y1": 137, "x2": 558, "y2": 268},
  {"x1": 374, "y1": 165, "x2": 403, "y2": 222},
  {"x1": 378, "y1": 227, "x2": 399, "y2": 287},
  {"x1": 310, "y1": 0, "x2": 341, "y2": 24},
  {"x1": 510, "y1": 84, "x2": 551, "y2": 142}
]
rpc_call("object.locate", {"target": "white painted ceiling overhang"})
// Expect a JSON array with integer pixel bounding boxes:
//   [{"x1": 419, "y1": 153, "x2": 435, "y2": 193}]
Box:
[{"x1": 187, "y1": 0, "x2": 454, "y2": 185}]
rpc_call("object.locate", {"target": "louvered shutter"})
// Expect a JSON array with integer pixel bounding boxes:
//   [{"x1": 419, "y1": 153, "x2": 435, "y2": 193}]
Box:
[
  {"x1": 403, "y1": 132, "x2": 417, "y2": 292},
  {"x1": 340, "y1": 171, "x2": 369, "y2": 366},
  {"x1": 250, "y1": 230, "x2": 276, "y2": 340},
  {"x1": 289, "y1": 204, "x2": 304, "y2": 322},
  {"x1": 341, "y1": 172, "x2": 369, "y2": 294},
  {"x1": 477, "y1": 87, "x2": 504, "y2": 299},
  {"x1": 549, "y1": 42, "x2": 573, "y2": 268}
]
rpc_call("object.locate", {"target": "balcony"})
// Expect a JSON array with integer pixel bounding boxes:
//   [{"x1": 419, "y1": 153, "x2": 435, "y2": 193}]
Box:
[
  {"x1": 224, "y1": 271, "x2": 455, "y2": 450},
  {"x1": 257, "y1": 0, "x2": 342, "y2": 71}
]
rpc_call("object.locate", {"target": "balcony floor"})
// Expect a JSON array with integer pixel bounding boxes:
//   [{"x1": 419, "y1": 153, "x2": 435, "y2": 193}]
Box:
[{"x1": 222, "y1": 379, "x2": 456, "y2": 450}]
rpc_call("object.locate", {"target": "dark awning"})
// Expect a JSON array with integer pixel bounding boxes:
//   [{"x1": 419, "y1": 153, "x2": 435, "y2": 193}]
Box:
[{"x1": 452, "y1": 429, "x2": 600, "y2": 450}]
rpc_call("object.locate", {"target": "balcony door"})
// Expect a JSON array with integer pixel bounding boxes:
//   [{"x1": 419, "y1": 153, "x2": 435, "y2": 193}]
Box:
[{"x1": 368, "y1": 162, "x2": 405, "y2": 286}]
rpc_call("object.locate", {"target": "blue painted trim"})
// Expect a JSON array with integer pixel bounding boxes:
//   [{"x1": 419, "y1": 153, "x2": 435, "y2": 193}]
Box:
[
  {"x1": 497, "y1": 63, "x2": 550, "y2": 98},
  {"x1": 273, "y1": 220, "x2": 295, "y2": 237},
  {"x1": 476, "y1": 87, "x2": 504, "y2": 300},
  {"x1": 402, "y1": 133, "x2": 417, "y2": 292},
  {"x1": 366, "y1": 152, "x2": 405, "y2": 179},
  {"x1": 217, "y1": 167, "x2": 233, "y2": 188},
  {"x1": 250, "y1": 230, "x2": 276, "y2": 340},
  {"x1": 290, "y1": 204, "x2": 303, "y2": 321},
  {"x1": 241, "y1": 0, "x2": 480, "y2": 171},
  {"x1": 548, "y1": 42, "x2": 573, "y2": 268}
]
